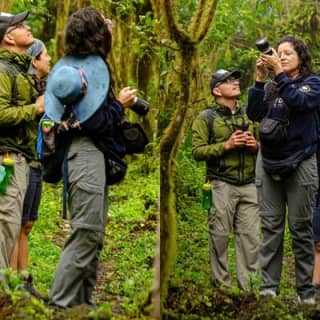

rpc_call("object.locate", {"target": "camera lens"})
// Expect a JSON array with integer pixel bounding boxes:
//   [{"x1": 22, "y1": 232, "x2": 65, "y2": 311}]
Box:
[
  {"x1": 131, "y1": 98, "x2": 150, "y2": 116},
  {"x1": 256, "y1": 37, "x2": 273, "y2": 55}
]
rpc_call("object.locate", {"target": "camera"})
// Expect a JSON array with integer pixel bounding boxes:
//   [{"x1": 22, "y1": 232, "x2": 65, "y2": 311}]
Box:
[
  {"x1": 256, "y1": 37, "x2": 273, "y2": 55},
  {"x1": 131, "y1": 97, "x2": 150, "y2": 116},
  {"x1": 232, "y1": 123, "x2": 249, "y2": 132}
]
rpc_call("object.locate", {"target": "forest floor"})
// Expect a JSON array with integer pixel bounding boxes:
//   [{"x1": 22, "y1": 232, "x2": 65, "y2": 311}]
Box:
[
  {"x1": 163, "y1": 205, "x2": 320, "y2": 320},
  {"x1": 0, "y1": 153, "x2": 158, "y2": 320},
  {"x1": 164, "y1": 140, "x2": 320, "y2": 319}
]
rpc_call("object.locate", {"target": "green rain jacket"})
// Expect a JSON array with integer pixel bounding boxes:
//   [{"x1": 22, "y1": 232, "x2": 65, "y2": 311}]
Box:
[
  {"x1": 192, "y1": 103, "x2": 259, "y2": 185},
  {"x1": 0, "y1": 48, "x2": 39, "y2": 160}
]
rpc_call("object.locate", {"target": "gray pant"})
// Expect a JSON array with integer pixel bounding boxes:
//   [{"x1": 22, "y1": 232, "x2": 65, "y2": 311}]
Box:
[
  {"x1": 256, "y1": 151, "x2": 318, "y2": 299},
  {"x1": 208, "y1": 180, "x2": 260, "y2": 290},
  {"x1": 50, "y1": 137, "x2": 108, "y2": 308}
]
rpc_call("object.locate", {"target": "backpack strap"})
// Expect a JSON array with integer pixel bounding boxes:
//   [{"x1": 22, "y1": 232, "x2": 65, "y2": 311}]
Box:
[
  {"x1": 197, "y1": 108, "x2": 216, "y2": 144},
  {"x1": 62, "y1": 154, "x2": 69, "y2": 219},
  {"x1": 205, "y1": 108, "x2": 215, "y2": 144},
  {"x1": 0, "y1": 59, "x2": 19, "y2": 106}
]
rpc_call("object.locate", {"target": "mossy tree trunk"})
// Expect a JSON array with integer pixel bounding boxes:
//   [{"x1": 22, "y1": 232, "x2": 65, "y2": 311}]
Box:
[
  {"x1": 54, "y1": 0, "x2": 72, "y2": 59},
  {"x1": 0, "y1": 1, "x2": 12, "y2": 12},
  {"x1": 102, "y1": 1, "x2": 158, "y2": 144},
  {"x1": 159, "y1": 0, "x2": 219, "y2": 311}
]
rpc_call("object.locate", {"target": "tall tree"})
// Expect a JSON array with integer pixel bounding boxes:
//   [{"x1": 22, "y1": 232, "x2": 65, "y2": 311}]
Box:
[
  {"x1": 0, "y1": 1, "x2": 12, "y2": 12},
  {"x1": 54, "y1": 0, "x2": 72, "y2": 59},
  {"x1": 159, "y1": 0, "x2": 218, "y2": 307},
  {"x1": 98, "y1": 1, "x2": 158, "y2": 142}
]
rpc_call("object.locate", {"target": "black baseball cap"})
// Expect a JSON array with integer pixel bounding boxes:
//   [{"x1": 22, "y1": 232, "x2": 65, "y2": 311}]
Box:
[
  {"x1": 210, "y1": 69, "x2": 241, "y2": 92},
  {"x1": 0, "y1": 11, "x2": 29, "y2": 42}
]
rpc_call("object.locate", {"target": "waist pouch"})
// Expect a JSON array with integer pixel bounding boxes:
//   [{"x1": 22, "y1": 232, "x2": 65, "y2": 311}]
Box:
[
  {"x1": 262, "y1": 149, "x2": 307, "y2": 176},
  {"x1": 259, "y1": 117, "x2": 289, "y2": 145}
]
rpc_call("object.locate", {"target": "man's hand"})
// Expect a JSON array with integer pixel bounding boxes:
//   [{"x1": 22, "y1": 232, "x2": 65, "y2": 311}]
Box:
[
  {"x1": 244, "y1": 131, "x2": 259, "y2": 152},
  {"x1": 35, "y1": 95, "x2": 45, "y2": 115},
  {"x1": 225, "y1": 130, "x2": 247, "y2": 151}
]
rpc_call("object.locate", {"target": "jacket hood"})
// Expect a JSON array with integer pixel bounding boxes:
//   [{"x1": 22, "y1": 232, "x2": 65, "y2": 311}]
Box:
[{"x1": 0, "y1": 48, "x2": 32, "y2": 72}]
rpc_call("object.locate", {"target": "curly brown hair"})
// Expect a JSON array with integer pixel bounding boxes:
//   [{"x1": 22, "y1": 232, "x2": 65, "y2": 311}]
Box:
[
  {"x1": 64, "y1": 7, "x2": 112, "y2": 58},
  {"x1": 276, "y1": 35, "x2": 314, "y2": 77}
]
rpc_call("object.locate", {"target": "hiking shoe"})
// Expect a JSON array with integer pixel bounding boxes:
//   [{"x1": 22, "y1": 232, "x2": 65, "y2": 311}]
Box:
[
  {"x1": 297, "y1": 296, "x2": 316, "y2": 305},
  {"x1": 314, "y1": 284, "x2": 320, "y2": 298},
  {"x1": 18, "y1": 274, "x2": 48, "y2": 301},
  {"x1": 259, "y1": 289, "x2": 277, "y2": 297}
]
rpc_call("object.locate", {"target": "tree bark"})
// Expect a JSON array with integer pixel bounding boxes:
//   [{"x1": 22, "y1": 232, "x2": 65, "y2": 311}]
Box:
[
  {"x1": 159, "y1": 0, "x2": 219, "y2": 312},
  {"x1": 54, "y1": 0, "x2": 71, "y2": 59}
]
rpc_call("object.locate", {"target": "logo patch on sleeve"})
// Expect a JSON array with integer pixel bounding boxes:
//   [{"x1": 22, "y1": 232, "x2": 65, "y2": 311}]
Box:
[{"x1": 299, "y1": 85, "x2": 311, "y2": 92}]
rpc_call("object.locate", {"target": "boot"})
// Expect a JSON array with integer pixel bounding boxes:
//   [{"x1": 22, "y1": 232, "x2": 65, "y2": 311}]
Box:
[{"x1": 18, "y1": 274, "x2": 48, "y2": 301}]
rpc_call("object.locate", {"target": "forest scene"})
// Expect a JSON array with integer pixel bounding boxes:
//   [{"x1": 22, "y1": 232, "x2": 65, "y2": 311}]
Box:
[{"x1": 1, "y1": 0, "x2": 320, "y2": 319}]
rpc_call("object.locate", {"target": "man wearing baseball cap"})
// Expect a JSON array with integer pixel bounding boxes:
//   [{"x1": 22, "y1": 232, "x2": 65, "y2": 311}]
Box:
[
  {"x1": 192, "y1": 68, "x2": 260, "y2": 290},
  {"x1": 0, "y1": 10, "x2": 44, "y2": 275}
]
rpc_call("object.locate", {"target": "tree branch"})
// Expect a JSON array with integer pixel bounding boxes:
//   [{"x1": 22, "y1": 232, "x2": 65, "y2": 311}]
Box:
[
  {"x1": 160, "y1": 0, "x2": 196, "y2": 46},
  {"x1": 189, "y1": 0, "x2": 206, "y2": 35},
  {"x1": 195, "y1": 0, "x2": 219, "y2": 42}
]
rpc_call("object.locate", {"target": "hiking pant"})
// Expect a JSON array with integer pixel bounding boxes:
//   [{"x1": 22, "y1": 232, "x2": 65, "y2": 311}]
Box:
[
  {"x1": 50, "y1": 137, "x2": 108, "y2": 308},
  {"x1": 256, "y1": 151, "x2": 317, "y2": 299},
  {"x1": 0, "y1": 153, "x2": 29, "y2": 269},
  {"x1": 208, "y1": 180, "x2": 260, "y2": 290}
]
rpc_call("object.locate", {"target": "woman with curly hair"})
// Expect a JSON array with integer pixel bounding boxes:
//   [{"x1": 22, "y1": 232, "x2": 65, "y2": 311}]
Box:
[
  {"x1": 247, "y1": 36, "x2": 320, "y2": 304},
  {"x1": 47, "y1": 7, "x2": 137, "y2": 309}
]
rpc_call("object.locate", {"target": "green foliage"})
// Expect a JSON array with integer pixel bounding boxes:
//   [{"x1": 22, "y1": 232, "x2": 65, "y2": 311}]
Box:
[
  {"x1": 0, "y1": 270, "x2": 51, "y2": 320},
  {"x1": 101, "y1": 157, "x2": 158, "y2": 317},
  {"x1": 130, "y1": 11, "x2": 158, "y2": 58},
  {"x1": 175, "y1": 130, "x2": 205, "y2": 214}
]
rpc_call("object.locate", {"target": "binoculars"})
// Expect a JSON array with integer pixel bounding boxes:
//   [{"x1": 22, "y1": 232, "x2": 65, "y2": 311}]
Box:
[{"x1": 232, "y1": 123, "x2": 249, "y2": 132}]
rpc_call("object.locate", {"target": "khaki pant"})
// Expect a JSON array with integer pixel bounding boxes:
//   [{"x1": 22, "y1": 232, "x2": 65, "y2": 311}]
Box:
[
  {"x1": 208, "y1": 180, "x2": 260, "y2": 290},
  {"x1": 0, "y1": 153, "x2": 29, "y2": 269}
]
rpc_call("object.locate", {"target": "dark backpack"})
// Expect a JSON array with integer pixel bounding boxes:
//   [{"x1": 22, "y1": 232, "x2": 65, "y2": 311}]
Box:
[{"x1": 37, "y1": 115, "x2": 73, "y2": 184}]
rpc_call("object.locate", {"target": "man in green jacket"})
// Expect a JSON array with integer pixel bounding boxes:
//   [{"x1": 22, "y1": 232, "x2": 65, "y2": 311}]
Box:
[
  {"x1": 0, "y1": 11, "x2": 44, "y2": 271},
  {"x1": 192, "y1": 69, "x2": 260, "y2": 290}
]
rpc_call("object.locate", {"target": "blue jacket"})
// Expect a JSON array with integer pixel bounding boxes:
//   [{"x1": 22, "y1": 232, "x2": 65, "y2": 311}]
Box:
[
  {"x1": 246, "y1": 72, "x2": 320, "y2": 160},
  {"x1": 81, "y1": 96, "x2": 126, "y2": 157}
]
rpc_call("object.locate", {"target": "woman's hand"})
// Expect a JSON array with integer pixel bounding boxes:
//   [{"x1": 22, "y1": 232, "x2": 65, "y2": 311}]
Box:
[
  {"x1": 260, "y1": 49, "x2": 283, "y2": 76},
  {"x1": 117, "y1": 87, "x2": 137, "y2": 108},
  {"x1": 256, "y1": 57, "x2": 268, "y2": 82}
]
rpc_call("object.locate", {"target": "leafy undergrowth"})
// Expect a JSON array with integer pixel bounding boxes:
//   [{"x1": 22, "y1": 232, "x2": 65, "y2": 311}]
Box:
[
  {"x1": 164, "y1": 284, "x2": 320, "y2": 319},
  {"x1": 0, "y1": 152, "x2": 159, "y2": 319}
]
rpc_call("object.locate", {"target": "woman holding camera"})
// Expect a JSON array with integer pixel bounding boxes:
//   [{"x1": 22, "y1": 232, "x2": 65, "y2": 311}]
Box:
[
  {"x1": 247, "y1": 36, "x2": 320, "y2": 304},
  {"x1": 45, "y1": 7, "x2": 139, "y2": 309}
]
